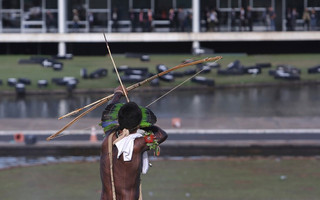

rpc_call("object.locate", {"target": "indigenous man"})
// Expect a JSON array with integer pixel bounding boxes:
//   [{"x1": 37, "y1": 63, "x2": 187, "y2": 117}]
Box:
[{"x1": 100, "y1": 86, "x2": 168, "y2": 200}]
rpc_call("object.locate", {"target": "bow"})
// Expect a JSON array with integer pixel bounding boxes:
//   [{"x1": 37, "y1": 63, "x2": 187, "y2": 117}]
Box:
[
  {"x1": 46, "y1": 56, "x2": 222, "y2": 141},
  {"x1": 103, "y1": 33, "x2": 130, "y2": 103}
]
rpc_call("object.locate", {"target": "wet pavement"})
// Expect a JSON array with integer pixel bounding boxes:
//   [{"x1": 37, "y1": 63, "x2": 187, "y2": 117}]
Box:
[{"x1": 1, "y1": 116, "x2": 320, "y2": 132}]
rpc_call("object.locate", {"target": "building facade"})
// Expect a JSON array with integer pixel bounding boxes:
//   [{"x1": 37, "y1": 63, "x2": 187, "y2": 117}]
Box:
[{"x1": 1, "y1": 0, "x2": 319, "y2": 33}]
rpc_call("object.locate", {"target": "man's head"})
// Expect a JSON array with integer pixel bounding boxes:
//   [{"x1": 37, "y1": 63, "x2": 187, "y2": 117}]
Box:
[{"x1": 118, "y1": 102, "x2": 142, "y2": 132}]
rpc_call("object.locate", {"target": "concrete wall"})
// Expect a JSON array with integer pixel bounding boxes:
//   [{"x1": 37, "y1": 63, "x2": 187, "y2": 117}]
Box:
[{"x1": 1, "y1": 31, "x2": 320, "y2": 43}]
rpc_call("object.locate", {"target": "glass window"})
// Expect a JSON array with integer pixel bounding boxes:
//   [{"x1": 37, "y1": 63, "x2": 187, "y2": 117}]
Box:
[
  {"x1": 112, "y1": 0, "x2": 129, "y2": 20},
  {"x1": 133, "y1": 0, "x2": 151, "y2": 9},
  {"x1": 45, "y1": 0, "x2": 57, "y2": 9},
  {"x1": 68, "y1": 0, "x2": 86, "y2": 21},
  {"x1": 2, "y1": 0, "x2": 20, "y2": 9},
  {"x1": 2, "y1": 12, "x2": 21, "y2": 28},
  {"x1": 308, "y1": 0, "x2": 320, "y2": 7},
  {"x1": 92, "y1": 13, "x2": 108, "y2": 27},
  {"x1": 89, "y1": 0, "x2": 107, "y2": 9},
  {"x1": 287, "y1": 0, "x2": 304, "y2": 15},
  {"x1": 253, "y1": 0, "x2": 272, "y2": 8},
  {"x1": 176, "y1": 0, "x2": 191, "y2": 8},
  {"x1": 231, "y1": 0, "x2": 239, "y2": 8},
  {"x1": 155, "y1": 0, "x2": 172, "y2": 19},
  {"x1": 201, "y1": 0, "x2": 217, "y2": 10},
  {"x1": 24, "y1": 0, "x2": 43, "y2": 21},
  {"x1": 220, "y1": 0, "x2": 228, "y2": 8}
]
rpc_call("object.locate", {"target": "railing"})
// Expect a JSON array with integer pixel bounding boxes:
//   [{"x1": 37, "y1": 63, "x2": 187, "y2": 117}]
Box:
[
  {"x1": 21, "y1": 21, "x2": 46, "y2": 33},
  {"x1": 0, "y1": 19, "x2": 318, "y2": 33}
]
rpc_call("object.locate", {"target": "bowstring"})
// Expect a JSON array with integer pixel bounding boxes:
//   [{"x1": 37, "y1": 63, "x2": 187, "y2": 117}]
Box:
[{"x1": 145, "y1": 58, "x2": 221, "y2": 108}]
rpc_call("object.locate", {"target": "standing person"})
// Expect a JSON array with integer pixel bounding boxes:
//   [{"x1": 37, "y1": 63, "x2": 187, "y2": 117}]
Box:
[
  {"x1": 100, "y1": 87, "x2": 168, "y2": 200},
  {"x1": 138, "y1": 9, "x2": 145, "y2": 32},
  {"x1": 302, "y1": 8, "x2": 311, "y2": 31},
  {"x1": 291, "y1": 8, "x2": 298, "y2": 31},
  {"x1": 286, "y1": 8, "x2": 293, "y2": 31},
  {"x1": 88, "y1": 12, "x2": 94, "y2": 32},
  {"x1": 45, "y1": 11, "x2": 56, "y2": 33},
  {"x1": 169, "y1": 8, "x2": 176, "y2": 32},
  {"x1": 130, "y1": 9, "x2": 136, "y2": 32},
  {"x1": 310, "y1": 8, "x2": 317, "y2": 31},
  {"x1": 72, "y1": 9, "x2": 80, "y2": 32},
  {"x1": 230, "y1": 8, "x2": 237, "y2": 31},
  {"x1": 112, "y1": 7, "x2": 119, "y2": 32},
  {"x1": 239, "y1": 7, "x2": 246, "y2": 31},
  {"x1": 268, "y1": 6, "x2": 276, "y2": 31},
  {"x1": 207, "y1": 8, "x2": 218, "y2": 31},
  {"x1": 178, "y1": 8, "x2": 186, "y2": 32},
  {"x1": 146, "y1": 9, "x2": 153, "y2": 32},
  {"x1": 246, "y1": 6, "x2": 253, "y2": 31}
]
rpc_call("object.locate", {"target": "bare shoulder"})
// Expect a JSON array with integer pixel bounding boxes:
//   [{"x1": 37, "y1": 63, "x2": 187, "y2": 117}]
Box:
[{"x1": 134, "y1": 137, "x2": 148, "y2": 152}]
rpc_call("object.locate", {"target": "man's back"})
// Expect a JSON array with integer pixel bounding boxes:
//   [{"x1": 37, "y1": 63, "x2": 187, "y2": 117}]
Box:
[{"x1": 100, "y1": 132, "x2": 148, "y2": 200}]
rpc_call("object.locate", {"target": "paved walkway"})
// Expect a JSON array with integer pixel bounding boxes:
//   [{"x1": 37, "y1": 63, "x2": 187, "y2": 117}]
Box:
[{"x1": 1, "y1": 116, "x2": 319, "y2": 132}]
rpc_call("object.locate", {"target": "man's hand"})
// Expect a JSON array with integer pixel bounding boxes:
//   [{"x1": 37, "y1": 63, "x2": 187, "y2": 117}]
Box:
[{"x1": 114, "y1": 86, "x2": 127, "y2": 96}]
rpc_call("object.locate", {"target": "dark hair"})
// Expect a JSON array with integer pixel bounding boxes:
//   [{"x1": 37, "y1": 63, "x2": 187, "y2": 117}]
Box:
[{"x1": 118, "y1": 102, "x2": 142, "y2": 131}]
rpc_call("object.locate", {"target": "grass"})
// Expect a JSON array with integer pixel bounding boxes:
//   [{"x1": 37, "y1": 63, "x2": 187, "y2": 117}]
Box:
[
  {"x1": 0, "y1": 157, "x2": 320, "y2": 200},
  {"x1": 0, "y1": 54, "x2": 320, "y2": 92}
]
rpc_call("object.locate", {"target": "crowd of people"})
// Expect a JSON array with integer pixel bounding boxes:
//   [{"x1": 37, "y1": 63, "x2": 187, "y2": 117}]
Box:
[
  {"x1": 286, "y1": 7, "x2": 318, "y2": 31},
  {"x1": 2, "y1": 6, "x2": 319, "y2": 33},
  {"x1": 114, "y1": 6, "x2": 319, "y2": 32}
]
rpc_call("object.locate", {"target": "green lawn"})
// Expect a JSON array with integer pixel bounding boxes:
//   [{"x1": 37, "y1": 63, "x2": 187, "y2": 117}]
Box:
[
  {"x1": 0, "y1": 157, "x2": 320, "y2": 200},
  {"x1": 0, "y1": 54, "x2": 319, "y2": 92}
]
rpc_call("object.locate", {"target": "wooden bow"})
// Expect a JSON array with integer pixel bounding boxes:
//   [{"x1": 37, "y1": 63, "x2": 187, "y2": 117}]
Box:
[{"x1": 46, "y1": 56, "x2": 222, "y2": 141}]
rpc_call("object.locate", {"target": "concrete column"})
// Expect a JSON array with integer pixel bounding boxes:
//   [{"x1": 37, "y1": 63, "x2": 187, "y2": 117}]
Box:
[
  {"x1": 58, "y1": 42, "x2": 66, "y2": 56},
  {"x1": 192, "y1": 0, "x2": 200, "y2": 50},
  {"x1": 58, "y1": 0, "x2": 66, "y2": 56}
]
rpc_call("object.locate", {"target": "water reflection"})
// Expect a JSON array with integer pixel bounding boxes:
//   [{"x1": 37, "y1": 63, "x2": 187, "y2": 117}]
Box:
[{"x1": 0, "y1": 85, "x2": 319, "y2": 118}]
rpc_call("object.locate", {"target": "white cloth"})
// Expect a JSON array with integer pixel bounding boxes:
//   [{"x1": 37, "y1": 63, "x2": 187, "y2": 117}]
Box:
[{"x1": 114, "y1": 129, "x2": 149, "y2": 174}]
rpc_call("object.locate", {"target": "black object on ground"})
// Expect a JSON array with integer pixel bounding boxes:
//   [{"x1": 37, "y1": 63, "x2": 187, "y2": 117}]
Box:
[
  {"x1": 191, "y1": 76, "x2": 215, "y2": 86},
  {"x1": 15, "y1": 83, "x2": 26, "y2": 96},
  {"x1": 89, "y1": 68, "x2": 108, "y2": 79},
  {"x1": 269, "y1": 65, "x2": 301, "y2": 80},
  {"x1": 217, "y1": 60, "x2": 245, "y2": 75},
  {"x1": 52, "y1": 77, "x2": 79, "y2": 86},
  {"x1": 120, "y1": 75, "x2": 146, "y2": 83},
  {"x1": 80, "y1": 68, "x2": 88, "y2": 79},
  {"x1": 308, "y1": 65, "x2": 320, "y2": 74},
  {"x1": 37, "y1": 80, "x2": 48, "y2": 88},
  {"x1": 18, "y1": 78, "x2": 31, "y2": 85},
  {"x1": 124, "y1": 67, "x2": 149, "y2": 76},
  {"x1": 53, "y1": 62, "x2": 63, "y2": 71},
  {"x1": 256, "y1": 63, "x2": 272, "y2": 68},
  {"x1": 140, "y1": 54, "x2": 150, "y2": 62},
  {"x1": 25, "y1": 135, "x2": 37, "y2": 145},
  {"x1": 7, "y1": 78, "x2": 17, "y2": 87},
  {"x1": 244, "y1": 66, "x2": 261, "y2": 75}
]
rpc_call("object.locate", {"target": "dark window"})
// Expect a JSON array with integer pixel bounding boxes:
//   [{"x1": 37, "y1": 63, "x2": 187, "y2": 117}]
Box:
[
  {"x1": 155, "y1": 0, "x2": 172, "y2": 19},
  {"x1": 200, "y1": 0, "x2": 217, "y2": 10},
  {"x1": 90, "y1": 0, "x2": 107, "y2": 9},
  {"x1": 231, "y1": 0, "x2": 239, "y2": 8},
  {"x1": 133, "y1": 0, "x2": 151, "y2": 9},
  {"x1": 308, "y1": 0, "x2": 320, "y2": 7},
  {"x1": 24, "y1": 0, "x2": 43, "y2": 21},
  {"x1": 2, "y1": 0, "x2": 20, "y2": 9},
  {"x1": 220, "y1": 1, "x2": 228, "y2": 8},
  {"x1": 176, "y1": 0, "x2": 191, "y2": 8},
  {"x1": 45, "y1": 0, "x2": 57, "y2": 9},
  {"x1": 253, "y1": 0, "x2": 272, "y2": 8},
  {"x1": 112, "y1": 0, "x2": 129, "y2": 20}
]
